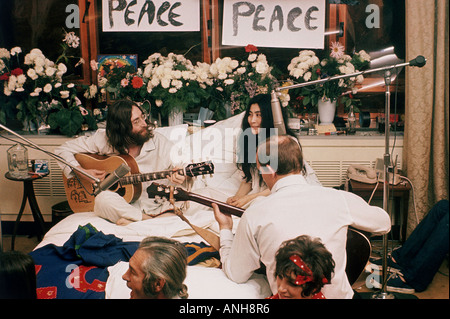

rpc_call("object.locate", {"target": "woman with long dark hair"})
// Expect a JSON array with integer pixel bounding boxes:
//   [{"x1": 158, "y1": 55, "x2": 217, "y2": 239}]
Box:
[{"x1": 227, "y1": 94, "x2": 320, "y2": 208}]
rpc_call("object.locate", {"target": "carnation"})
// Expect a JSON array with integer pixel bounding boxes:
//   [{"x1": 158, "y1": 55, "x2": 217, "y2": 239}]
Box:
[{"x1": 0, "y1": 48, "x2": 11, "y2": 59}]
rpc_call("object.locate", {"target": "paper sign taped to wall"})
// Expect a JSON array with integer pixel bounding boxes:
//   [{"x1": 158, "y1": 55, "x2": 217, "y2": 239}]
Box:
[
  {"x1": 103, "y1": 0, "x2": 200, "y2": 32},
  {"x1": 222, "y1": 0, "x2": 326, "y2": 49}
]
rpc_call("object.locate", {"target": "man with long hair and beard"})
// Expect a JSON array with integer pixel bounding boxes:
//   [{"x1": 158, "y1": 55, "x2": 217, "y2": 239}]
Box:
[{"x1": 56, "y1": 99, "x2": 187, "y2": 225}]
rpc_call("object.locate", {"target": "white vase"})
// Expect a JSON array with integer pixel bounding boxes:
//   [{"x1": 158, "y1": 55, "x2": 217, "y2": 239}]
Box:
[
  {"x1": 22, "y1": 119, "x2": 37, "y2": 131},
  {"x1": 318, "y1": 99, "x2": 337, "y2": 125},
  {"x1": 168, "y1": 109, "x2": 184, "y2": 126}
]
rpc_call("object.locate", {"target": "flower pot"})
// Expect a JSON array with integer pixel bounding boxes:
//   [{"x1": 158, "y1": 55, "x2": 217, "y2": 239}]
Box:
[
  {"x1": 168, "y1": 109, "x2": 184, "y2": 126},
  {"x1": 318, "y1": 99, "x2": 336, "y2": 125}
]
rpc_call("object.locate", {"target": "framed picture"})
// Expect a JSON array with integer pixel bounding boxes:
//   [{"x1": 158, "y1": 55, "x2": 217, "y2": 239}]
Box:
[{"x1": 97, "y1": 54, "x2": 138, "y2": 79}]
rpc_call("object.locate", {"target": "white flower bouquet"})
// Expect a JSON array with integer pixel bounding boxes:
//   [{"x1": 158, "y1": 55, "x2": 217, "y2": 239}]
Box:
[
  {"x1": 0, "y1": 46, "x2": 79, "y2": 129},
  {"x1": 287, "y1": 42, "x2": 370, "y2": 113},
  {"x1": 142, "y1": 52, "x2": 204, "y2": 116}
]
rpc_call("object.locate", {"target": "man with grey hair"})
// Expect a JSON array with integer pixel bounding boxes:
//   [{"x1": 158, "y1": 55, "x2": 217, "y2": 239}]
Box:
[
  {"x1": 213, "y1": 135, "x2": 391, "y2": 299},
  {"x1": 122, "y1": 236, "x2": 188, "y2": 299}
]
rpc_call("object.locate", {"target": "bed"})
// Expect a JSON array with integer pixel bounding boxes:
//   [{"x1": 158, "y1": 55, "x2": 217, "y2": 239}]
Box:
[{"x1": 30, "y1": 112, "x2": 274, "y2": 299}]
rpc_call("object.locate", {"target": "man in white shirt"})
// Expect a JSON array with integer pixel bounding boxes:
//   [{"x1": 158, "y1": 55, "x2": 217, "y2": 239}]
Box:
[
  {"x1": 55, "y1": 99, "x2": 186, "y2": 225},
  {"x1": 212, "y1": 135, "x2": 391, "y2": 299}
]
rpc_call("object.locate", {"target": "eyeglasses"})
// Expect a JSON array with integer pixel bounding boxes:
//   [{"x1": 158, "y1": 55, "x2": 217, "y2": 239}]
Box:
[{"x1": 132, "y1": 113, "x2": 148, "y2": 126}]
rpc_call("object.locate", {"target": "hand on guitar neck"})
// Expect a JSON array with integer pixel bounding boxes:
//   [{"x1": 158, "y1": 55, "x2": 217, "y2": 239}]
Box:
[
  {"x1": 211, "y1": 203, "x2": 234, "y2": 231},
  {"x1": 165, "y1": 167, "x2": 187, "y2": 185}
]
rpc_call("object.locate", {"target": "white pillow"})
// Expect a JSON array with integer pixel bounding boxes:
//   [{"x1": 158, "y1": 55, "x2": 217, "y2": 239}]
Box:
[{"x1": 154, "y1": 124, "x2": 188, "y2": 143}]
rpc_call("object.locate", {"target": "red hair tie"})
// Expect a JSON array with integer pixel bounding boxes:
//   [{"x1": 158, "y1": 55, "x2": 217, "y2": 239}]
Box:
[{"x1": 289, "y1": 254, "x2": 328, "y2": 286}]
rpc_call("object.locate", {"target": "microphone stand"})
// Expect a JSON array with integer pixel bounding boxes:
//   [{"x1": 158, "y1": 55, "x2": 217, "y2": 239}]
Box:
[
  {"x1": 0, "y1": 123, "x2": 100, "y2": 185},
  {"x1": 274, "y1": 56, "x2": 426, "y2": 299}
]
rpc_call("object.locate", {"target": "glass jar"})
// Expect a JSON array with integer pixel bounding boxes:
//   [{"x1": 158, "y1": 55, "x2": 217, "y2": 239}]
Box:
[
  {"x1": 7, "y1": 144, "x2": 29, "y2": 178},
  {"x1": 347, "y1": 105, "x2": 356, "y2": 135}
]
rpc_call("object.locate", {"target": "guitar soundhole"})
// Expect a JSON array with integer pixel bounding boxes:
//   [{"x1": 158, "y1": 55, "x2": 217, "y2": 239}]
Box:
[{"x1": 116, "y1": 187, "x2": 126, "y2": 197}]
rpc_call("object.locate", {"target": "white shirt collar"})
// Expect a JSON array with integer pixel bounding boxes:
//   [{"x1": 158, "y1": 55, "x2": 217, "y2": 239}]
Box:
[{"x1": 271, "y1": 174, "x2": 308, "y2": 194}]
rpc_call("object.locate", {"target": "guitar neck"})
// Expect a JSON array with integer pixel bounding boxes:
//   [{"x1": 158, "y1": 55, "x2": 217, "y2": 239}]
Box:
[
  {"x1": 186, "y1": 193, "x2": 244, "y2": 218},
  {"x1": 120, "y1": 168, "x2": 184, "y2": 185}
]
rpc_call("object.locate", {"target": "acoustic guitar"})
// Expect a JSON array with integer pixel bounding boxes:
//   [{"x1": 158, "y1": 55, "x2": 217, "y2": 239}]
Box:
[
  {"x1": 147, "y1": 182, "x2": 372, "y2": 286},
  {"x1": 63, "y1": 153, "x2": 214, "y2": 213}
]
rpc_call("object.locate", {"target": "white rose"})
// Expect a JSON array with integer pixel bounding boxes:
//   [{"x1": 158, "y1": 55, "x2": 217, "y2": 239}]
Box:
[
  {"x1": 255, "y1": 62, "x2": 268, "y2": 74},
  {"x1": 0, "y1": 48, "x2": 11, "y2": 59},
  {"x1": 290, "y1": 68, "x2": 304, "y2": 79},
  {"x1": 4, "y1": 86, "x2": 12, "y2": 96},
  {"x1": 34, "y1": 57, "x2": 45, "y2": 67},
  {"x1": 248, "y1": 54, "x2": 257, "y2": 62},
  {"x1": 17, "y1": 74, "x2": 27, "y2": 85},
  {"x1": 7, "y1": 75, "x2": 17, "y2": 91},
  {"x1": 169, "y1": 87, "x2": 177, "y2": 93},
  {"x1": 161, "y1": 78, "x2": 171, "y2": 89},
  {"x1": 45, "y1": 67, "x2": 56, "y2": 77},
  {"x1": 303, "y1": 72, "x2": 312, "y2": 82},
  {"x1": 236, "y1": 67, "x2": 246, "y2": 75},
  {"x1": 43, "y1": 83, "x2": 52, "y2": 93},
  {"x1": 150, "y1": 77, "x2": 160, "y2": 87},
  {"x1": 58, "y1": 63, "x2": 67, "y2": 74},
  {"x1": 356, "y1": 74, "x2": 364, "y2": 84},
  {"x1": 60, "y1": 90, "x2": 70, "y2": 98}
]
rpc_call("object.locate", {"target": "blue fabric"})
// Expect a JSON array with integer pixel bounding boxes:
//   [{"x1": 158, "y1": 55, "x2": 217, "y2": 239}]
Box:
[
  {"x1": 29, "y1": 224, "x2": 139, "y2": 299},
  {"x1": 392, "y1": 200, "x2": 449, "y2": 292},
  {"x1": 29, "y1": 224, "x2": 220, "y2": 299}
]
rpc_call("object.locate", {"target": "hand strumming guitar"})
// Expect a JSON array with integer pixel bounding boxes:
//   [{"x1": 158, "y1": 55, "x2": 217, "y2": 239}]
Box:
[{"x1": 75, "y1": 165, "x2": 107, "y2": 184}]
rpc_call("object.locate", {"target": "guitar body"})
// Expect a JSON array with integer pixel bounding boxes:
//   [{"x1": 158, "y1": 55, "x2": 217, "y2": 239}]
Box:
[
  {"x1": 63, "y1": 153, "x2": 140, "y2": 213},
  {"x1": 64, "y1": 155, "x2": 214, "y2": 213},
  {"x1": 346, "y1": 228, "x2": 372, "y2": 286}
]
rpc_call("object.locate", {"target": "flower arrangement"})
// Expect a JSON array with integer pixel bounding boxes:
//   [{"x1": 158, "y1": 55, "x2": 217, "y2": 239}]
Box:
[
  {"x1": 0, "y1": 47, "x2": 73, "y2": 128},
  {"x1": 200, "y1": 56, "x2": 239, "y2": 119},
  {"x1": 142, "y1": 52, "x2": 205, "y2": 117},
  {"x1": 227, "y1": 44, "x2": 278, "y2": 114},
  {"x1": 0, "y1": 30, "x2": 99, "y2": 136},
  {"x1": 287, "y1": 42, "x2": 370, "y2": 113}
]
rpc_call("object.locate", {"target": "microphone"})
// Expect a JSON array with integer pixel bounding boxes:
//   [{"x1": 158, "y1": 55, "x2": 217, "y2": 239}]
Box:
[
  {"x1": 93, "y1": 163, "x2": 131, "y2": 195},
  {"x1": 270, "y1": 90, "x2": 286, "y2": 135},
  {"x1": 409, "y1": 55, "x2": 426, "y2": 68}
]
